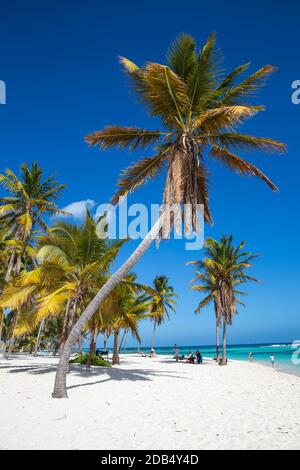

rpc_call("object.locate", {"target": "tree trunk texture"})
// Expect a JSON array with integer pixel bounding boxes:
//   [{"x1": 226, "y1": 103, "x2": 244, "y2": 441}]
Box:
[
  {"x1": 34, "y1": 319, "x2": 45, "y2": 357},
  {"x1": 221, "y1": 317, "x2": 227, "y2": 366},
  {"x1": 112, "y1": 330, "x2": 120, "y2": 365},
  {"x1": 5, "y1": 308, "x2": 21, "y2": 358},
  {"x1": 215, "y1": 322, "x2": 220, "y2": 361},
  {"x1": 151, "y1": 320, "x2": 157, "y2": 351},
  {"x1": 59, "y1": 299, "x2": 76, "y2": 352},
  {"x1": 86, "y1": 325, "x2": 98, "y2": 369}
]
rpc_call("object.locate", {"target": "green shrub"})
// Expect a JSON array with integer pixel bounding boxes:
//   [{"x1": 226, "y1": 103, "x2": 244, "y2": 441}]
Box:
[{"x1": 69, "y1": 352, "x2": 111, "y2": 367}]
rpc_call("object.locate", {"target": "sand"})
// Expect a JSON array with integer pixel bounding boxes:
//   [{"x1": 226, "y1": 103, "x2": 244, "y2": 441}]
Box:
[{"x1": 0, "y1": 353, "x2": 299, "y2": 450}]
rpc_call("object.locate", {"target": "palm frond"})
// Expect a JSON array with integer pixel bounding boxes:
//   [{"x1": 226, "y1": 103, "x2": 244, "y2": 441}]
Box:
[
  {"x1": 209, "y1": 145, "x2": 278, "y2": 191},
  {"x1": 85, "y1": 126, "x2": 164, "y2": 151},
  {"x1": 167, "y1": 33, "x2": 197, "y2": 81},
  {"x1": 210, "y1": 133, "x2": 286, "y2": 154},
  {"x1": 221, "y1": 65, "x2": 277, "y2": 104}
]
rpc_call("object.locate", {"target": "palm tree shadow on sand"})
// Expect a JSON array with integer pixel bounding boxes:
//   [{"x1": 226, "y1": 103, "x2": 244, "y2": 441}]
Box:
[{"x1": 0, "y1": 360, "x2": 191, "y2": 389}]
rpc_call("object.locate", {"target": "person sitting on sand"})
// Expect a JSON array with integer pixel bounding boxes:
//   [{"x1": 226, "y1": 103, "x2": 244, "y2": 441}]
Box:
[{"x1": 187, "y1": 352, "x2": 195, "y2": 364}]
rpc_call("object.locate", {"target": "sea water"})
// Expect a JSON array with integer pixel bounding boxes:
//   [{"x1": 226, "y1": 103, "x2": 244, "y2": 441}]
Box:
[{"x1": 115, "y1": 343, "x2": 300, "y2": 377}]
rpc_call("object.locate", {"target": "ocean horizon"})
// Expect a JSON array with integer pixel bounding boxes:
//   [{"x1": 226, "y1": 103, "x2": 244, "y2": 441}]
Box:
[{"x1": 88, "y1": 342, "x2": 300, "y2": 377}]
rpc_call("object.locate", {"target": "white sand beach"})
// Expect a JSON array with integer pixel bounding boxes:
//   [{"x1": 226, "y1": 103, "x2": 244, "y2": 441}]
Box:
[{"x1": 0, "y1": 354, "x2": 299, "y2": 450}]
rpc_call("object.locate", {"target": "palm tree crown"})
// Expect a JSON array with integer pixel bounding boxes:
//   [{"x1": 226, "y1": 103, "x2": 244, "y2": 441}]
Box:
[
  {"x1": 0, "y1": 163, "x2": 66, "y2": 280},
  {"x1": 86, "y1": 33, "x2": 286, "y2": 234}
]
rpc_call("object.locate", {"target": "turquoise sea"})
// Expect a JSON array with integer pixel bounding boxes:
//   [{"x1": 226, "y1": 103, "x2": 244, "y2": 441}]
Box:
[{"x1": 114, "y1": 343, "x2": 300, "y2": 377}]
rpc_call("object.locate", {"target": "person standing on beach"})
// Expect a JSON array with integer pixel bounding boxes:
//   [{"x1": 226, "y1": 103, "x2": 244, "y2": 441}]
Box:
[
  {"x1": 174, "y1": 345, "x2": 180, "y2": 362},
  {"x1": 249, "y1": 352, "x2": 254, "y2": 363},
  {"x1": 270, "y1": 354, "x2": 275, "y2": 369}
]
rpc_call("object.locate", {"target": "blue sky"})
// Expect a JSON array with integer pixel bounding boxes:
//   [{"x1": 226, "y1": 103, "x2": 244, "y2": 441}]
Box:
[{"x1": 0, "y1": 0, "x2": 299, "y2": 348}]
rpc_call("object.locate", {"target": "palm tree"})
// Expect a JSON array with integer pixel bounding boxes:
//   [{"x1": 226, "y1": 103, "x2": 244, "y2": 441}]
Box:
[
  {"x1": 189, "y1": 236, "x2": 259, "y2": 365},
  {"x1": 0, "y1": 163, "x2": 65, "y2": 282},
  {"x1": 53, "y1": 33, "x2": 285, "y2": 398},
  {"x1": 99, "y1": 285, "x2": 149, "y2": 365},
  {"x1": 188, "y1": 267, "x2": 222, "y2": 361},
  {"x1": 0, "y1": 212, "x2": 126, "y2": 352},
  {"x1": 148, "y1": 276, "x2": 176, "y2": 351},
  {"x1": 0, "y1": 163, "x2": 65, "y2": 356}
]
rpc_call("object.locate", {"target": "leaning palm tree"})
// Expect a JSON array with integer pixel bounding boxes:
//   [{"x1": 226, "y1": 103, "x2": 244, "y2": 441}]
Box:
[
  {"x1": 189, "y1": 236, "x2": 259, "y2": 364},
  {"x1": 148, "y1": 276, "x2": 176, "y2": 351},
  {"x1": 53, "y1": 33, "x2": 286, "y2": 397}
]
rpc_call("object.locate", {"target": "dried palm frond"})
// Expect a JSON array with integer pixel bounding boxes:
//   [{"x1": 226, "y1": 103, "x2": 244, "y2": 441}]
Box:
[
  {"x1": 211, "y1": 133, "x2": 286, "y2": 153},
  {"x1": 85, "y1": 126, "x2": 163, "y2": 151},
  {"x1": 209, "y1": 145, "x2": 278, "y2": 191}
]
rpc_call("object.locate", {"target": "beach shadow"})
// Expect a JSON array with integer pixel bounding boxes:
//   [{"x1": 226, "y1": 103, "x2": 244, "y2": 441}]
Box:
[
  {"x1": 0, "y1": 358, "x2": 190, "y2": 389},
  {"x1": 0, "y1": 363, "x2": 58, "y2": 374},
  {"x1": 67, "y1": 365, "x2": 189, "y2": 390}
]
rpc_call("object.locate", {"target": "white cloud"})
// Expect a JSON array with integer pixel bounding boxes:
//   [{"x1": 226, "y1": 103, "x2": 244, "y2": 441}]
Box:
[{"x1": 56, "y1": 199, "x2": 97, "y2": 221}]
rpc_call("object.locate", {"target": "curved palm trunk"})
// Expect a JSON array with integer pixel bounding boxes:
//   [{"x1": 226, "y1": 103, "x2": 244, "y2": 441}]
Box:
[
  {"x1": 221, "y1": 317, "x2": 227, "y2": 366},
  {"x1": 151, "y1": 319, "x2": 157, "y2": 351},
  {"x1": 52, "y1": 211, "x2": 168, "y2": 398},
  {"x1": 34, "y1": 319, "x2": 45, "y2": 357},
  {"x1": 112, "y1": 330, "x2": 120, "y2": 365}
]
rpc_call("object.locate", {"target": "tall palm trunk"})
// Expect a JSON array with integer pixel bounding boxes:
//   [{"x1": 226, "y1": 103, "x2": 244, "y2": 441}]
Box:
[
  {"x1": 86, "y1": 325, "x2": 98, "y2": 369},
  {"x1": 119, "y1": 329, "x2": 126, "y2": 352},
  {"x1": 123, "y1": 329, "x2": 128, "y2": 354},
  {"x1": 221, "y1": 317, "x2": 227, "y2": 366},
  {"x1": 52, "y1": 211, "x2": 168, "y2": 398},
  {"x1": 5, "y1": 250, "x2": 17, "y2": 283},
  {"x1": 215, "y1": 323, "x2": 220, "y2": 361},
  {"x1": 112, "y1": 330, "x2": 120, "y2": 365},
  {"x1": 78, "y1": 334, "x2": 83, "y2": 355},
  {"x1": 0, "y1": 308, "x2": 4, "y2": 350},
  {"x1": 59, "y1": 299, "x2": 76, "y2": 352},
  {"x1": 5, "y1": 239, "x2": 23, "y2": 358},
  {"x1": 5, "y1": 308, "x2": 21, "y2": 358},
  {"x1": 151, "y1": 319, "x2": 157, "y2": 351},
  {"x1": 34, "y1": 319, "x2": 45, "y2": 357}
]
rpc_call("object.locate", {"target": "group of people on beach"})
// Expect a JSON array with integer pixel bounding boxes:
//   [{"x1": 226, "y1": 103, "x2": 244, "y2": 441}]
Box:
[{"x1": 173, "y1": 345, "x2": 203, "y2": 364}]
